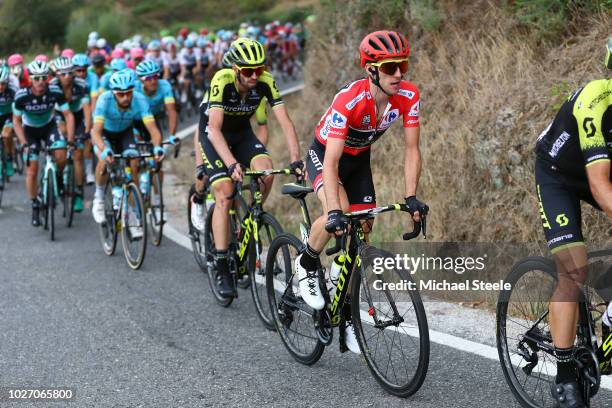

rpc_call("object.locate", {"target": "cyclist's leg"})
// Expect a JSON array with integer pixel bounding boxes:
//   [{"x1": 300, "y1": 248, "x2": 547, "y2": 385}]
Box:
[
  {"x1": 235, "y1": 128, "x2": 273, "y2": 200},
  {"x1": 72, "y1": 112, "x2": 86, "y2": 191},
  {"x1": 1, "y1": 116, "x2": 14, "y2": 175},
  {"x1": 536, "y1": 159, "x2": 588, "y2": 387}
]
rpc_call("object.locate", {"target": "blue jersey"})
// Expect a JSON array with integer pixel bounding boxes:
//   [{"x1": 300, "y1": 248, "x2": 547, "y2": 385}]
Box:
[
  {"x1": 13, "y1": 85, "x2": 69, "y2": 127},
  {"x1": 135, "y1": 79, "x2": 175, "y2": 115},
  {"x1": 85, "y1": 71, "x2": 99, "y2": 98},
  {"x1": 98, "y1": 71, "x2": 113, "y2": 94},
  {"x1": 93, "y1": 90, "x2": 154, "y2": 133}
]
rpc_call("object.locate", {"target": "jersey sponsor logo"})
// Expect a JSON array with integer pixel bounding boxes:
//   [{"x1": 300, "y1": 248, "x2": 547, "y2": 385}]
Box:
[
  {"x1": 588, "y1": 90, "x2": 612, "y2": 110},
  {"x1": 549, "y1": 131, "x2": 570, "y2": 158},
  {"x1": 582, "y1": 117, "x2": 596, "y2": 138},
  {"x1": 330, "y1": 109, "x2": 347, "y2": 129},
  {"x1": 406, "y1": 119, "x2": 419, "y2": 125},
  {"x1": 363, "y1": 195, "x2": 373, "y2": 203},
  {"x1": 345, "y1": 91, "x2": 367, "y2": 110},
  {"x1": 379, "y1": 109, "x2": 400, "y2": 128},
  {"x1": 547, "y1": 233, "x2": 575, "y2": 246},
  {"x1": 361, "y1": 114, "x2": 371, "y2": 125},
  {"x1": 398, "y1": 89, "x2": 415, "y2": 99},
  {"x1": 408, "y1": 101, "x2": 420, "y2": 117}
]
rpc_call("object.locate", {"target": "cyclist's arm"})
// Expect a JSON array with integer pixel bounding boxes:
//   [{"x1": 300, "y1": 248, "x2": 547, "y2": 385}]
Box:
[
  {"x1": 12, "y1": 113, "x2": 25, "y2": 146},
  {"x1": 255, "y1": 99, "x2": 268, "y2": 145},
  {"x1": 91, "y1": 121, "x2": 105, "y2": 156},
  {"x1": 207, "y1": 107, "x2": 236, "y2": 166},
  {"x1": 586, "y1": 161, "x2": 612, "y2": 216},
  {"x1": 403, "y1": 126, "x2": 421, "y2": 198},
  {"x1": 322, "y1": 137, "x2": 344, "y2": 212},
  {"x1": 271, "y1": 104, "x2": 300, "y2": 162},
  {"x1": 163, "y1": 83, "x2": 177, "y2": 135},
  {"x1": 62, "y1": 109, "x2": 75, "y2": 143},
  {"x1": 256, "y1": 123, "x2": 268, "y2": 146},
  {"x1": 143, "y1": 118, "x2": 162, "y2": 148},
  {"x1": 83, "y1": 102, "x2": 92, "y2": 134}
]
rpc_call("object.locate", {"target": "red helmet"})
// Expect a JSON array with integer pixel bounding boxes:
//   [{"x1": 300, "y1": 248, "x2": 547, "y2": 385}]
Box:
[
  {"x1": 34, "y1": 54, "x2": 48, "y2": 63},
  {"x1": 359, "y1": 30, "x2": 409, "y2": 67},
  {"x1": 179, "y1": 27, "x2": 188, "y2": 38},
  {"x1": 200, "y1": 27, "x2": 209, "y2": 35}
]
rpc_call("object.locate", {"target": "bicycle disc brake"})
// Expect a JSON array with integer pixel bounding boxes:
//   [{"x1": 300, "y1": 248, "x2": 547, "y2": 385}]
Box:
[
  {"x1": 575, "y1": 346, "x2": 601, "y2": 401},
  {"x1": 314, "y1": 309, "x2": 333, "y2": 346}
]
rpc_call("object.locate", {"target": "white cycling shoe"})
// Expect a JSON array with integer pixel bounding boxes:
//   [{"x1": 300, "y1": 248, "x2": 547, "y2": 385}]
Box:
[
  {"x1": 295, "y1": 254, "x2": 325, "y2": 311},
  {"x1": 86, "y1": 171, "x2": 95, "y2": 185},
  {"x1": 128, "y1": 211, "x2": 143, "y2": 239},
  {"x1": 190, "y1": 199, "x2": 205, "y2": 232},
  {"x1": 345, "y1": 320, "x2": 361, "y2": 354},
  {"x1": 92, "y1": 198, "x2": 105, "y2": 223}
]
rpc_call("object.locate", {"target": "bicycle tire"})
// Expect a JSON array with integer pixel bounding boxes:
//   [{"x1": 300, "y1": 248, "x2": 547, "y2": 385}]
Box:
[
  {"x1": 99, "y1": 180, "x2": 118, "y2": 256},
  {"x1": 203, "y1": 203, "x2": 233, "y2": 307},
  {"x1": 187, "y1": 183, "x2": 207, "y2": 271},
  {"x1": 47, "y1": 168, "x2": 55, "y2": 241},
  {"x1": 266, "y1": 233, "x2": 325, "y2": 365},
  {"x1": 496, "y1": 257, "x2": 558, "y2": 408},
  {"x1": 352, "y1": 245, "x2": 429, "y2": 398},
  {"x1": 232, "y1": 194, "x2": 252, "y2": 290},
  {"x1": 64, "y1": 161, "x2": 75, "y2": 227},
  {"x1": 149, "y1": 171, "x2": 164, "y2": 246},
  {"x1": 250, "y1": 212, "x2": 283, "y2": 330},
  {"x1": 121, "y1": 182, "x2": 147, "y2": 269}
]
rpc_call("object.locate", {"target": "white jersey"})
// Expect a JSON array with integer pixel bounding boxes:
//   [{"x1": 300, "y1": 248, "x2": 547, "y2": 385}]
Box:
[{"x1": 178, "y1": 48, "x2": 201, "y2": 67}]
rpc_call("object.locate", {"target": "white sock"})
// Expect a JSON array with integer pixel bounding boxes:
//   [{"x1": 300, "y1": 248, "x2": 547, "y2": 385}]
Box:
[
  {"x1": 94, "y1": 185, "x2": 105, "y2": 200},
  {"x1": 85, "y1": 159, "x2": 93, "y2": 173}
]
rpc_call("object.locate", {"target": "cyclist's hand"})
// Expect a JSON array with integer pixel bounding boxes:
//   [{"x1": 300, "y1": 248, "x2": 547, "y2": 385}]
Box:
[
  {"x1": 289, "y1": 159, "x2": 304, "y2": 181},
  {"x1": 325, "y1": 209, "x2": 348, "y2": 236},
  {"x1": 153, "y1": 145, "x2": 166, "y2": 162},
  {"x1": 195, "y1": 164, "x2": 206, "y2": 181},
  {"x1": 100, "y1": 147, "x2": 114, "y2": 164},
  {"x1": 168, "y1": 135, "x2": 179, "y2": 146},
  {"x1": 227, "y1": 162, "x2": 243, "y2": 182},
  {"x1": 405, "y1": 196, "x2": 429, "y2": 223}
]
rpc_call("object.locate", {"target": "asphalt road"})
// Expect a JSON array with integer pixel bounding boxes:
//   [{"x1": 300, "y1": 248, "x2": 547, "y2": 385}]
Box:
[{"x1": 1, "y1": 81, "x2": 611, "y2": 407}]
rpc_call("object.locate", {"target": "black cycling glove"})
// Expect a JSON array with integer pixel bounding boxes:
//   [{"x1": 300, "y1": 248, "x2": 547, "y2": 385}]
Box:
[
  {"x1": 289, "y1": 159, "x2": 305, "y2": 181},
  {"x1": 405, "y1": 196, "x2": 429, "y2": 216},
  {"x1": 325, "y1": 209, "x2": 348, "y2": 234}
]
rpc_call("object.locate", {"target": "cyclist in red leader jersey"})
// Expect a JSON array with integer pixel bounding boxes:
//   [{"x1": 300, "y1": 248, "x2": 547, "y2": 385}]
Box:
[{"x1": 298, "y1": 30, "x2": 428, "y2": 354}]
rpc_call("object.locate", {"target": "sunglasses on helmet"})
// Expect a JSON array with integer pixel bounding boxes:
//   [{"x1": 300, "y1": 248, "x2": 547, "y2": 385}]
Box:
[
  {"x1": 238, "y1": 65, "x2": 265, "y2": 77},
  {"x1": 370, "y1": 58, "x2": 409, "y2": 75}
]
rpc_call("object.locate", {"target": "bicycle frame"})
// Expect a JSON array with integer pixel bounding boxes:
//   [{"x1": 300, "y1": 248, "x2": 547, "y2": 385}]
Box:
[{"x1": 41, "y1": 151, "x2": 60, "y2": 204}]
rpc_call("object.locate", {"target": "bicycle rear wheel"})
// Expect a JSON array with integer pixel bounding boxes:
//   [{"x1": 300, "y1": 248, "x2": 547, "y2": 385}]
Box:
[
  {"x1": 352, "y1": 245, "x2": 429, "y2": 398},
  {"x1": 204, "y1": 203, "x2": 234, "y2": 307},
  {"x1": 496, "y1": 257, "x2": 557, "y2": 408},
  {"x1": 149, "y1": 171, "x2": 164, "y2": 246},
  {"x1": 187, "y1": 184, "x2": 207, "y2": 271},
  {"x1": 250, "y1": 212, "x2": 283, "y2": 330},
  {"x1": 121, "y1": 182, "x2": 147, "y2": 269},
  {"x1": 266, "y1": 233, "x2": 324, "y2": 365},
  {"x1": 47, "y1": 169, "x2": 55, "y2": 241},
  {"x1": 98, "y1": 180, "x2": 117, "y2": 256},
  {"x1": 63, "y1": 161, "x2": 75, "y2": 227}
]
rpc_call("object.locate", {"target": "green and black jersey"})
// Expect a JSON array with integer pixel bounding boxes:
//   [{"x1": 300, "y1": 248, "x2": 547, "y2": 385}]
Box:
[
  {"x1": 199, "y1": 68, "x2": 282, "y2": 139},
  {"x1": 536, "y1": 79, "x2": 612, "y2": 180}
]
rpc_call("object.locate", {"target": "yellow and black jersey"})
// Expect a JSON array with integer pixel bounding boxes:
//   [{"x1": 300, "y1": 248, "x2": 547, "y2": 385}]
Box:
[
  {"x1": 199, "y1": 68, "x2": 281, "y2": 135},
  {"x1": 536, "y1": 79, "x2": 612, "y2": 180}
]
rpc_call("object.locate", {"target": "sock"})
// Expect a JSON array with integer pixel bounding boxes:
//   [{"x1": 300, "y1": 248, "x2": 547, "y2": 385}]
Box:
[
  {"x1": 85, "y1": 159, "x2": 93, "y2": 173},
  {"x1": 75, "y1": 185, "x2": 83, "y2": 197},
  {"x1": 215, "y1": 250, "x2": 229, "y2": 275},
  {"x1": 300, "y1": 243, "x2": 320, "y2": 271},
  {"x1": 554, "y1": 345, "x2": 576, "y2": 384},
  {"x1": 94, "y1": 185, "x2": 105, "y2": 200}
]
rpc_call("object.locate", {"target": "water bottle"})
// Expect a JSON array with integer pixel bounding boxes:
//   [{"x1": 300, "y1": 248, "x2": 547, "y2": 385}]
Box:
[
  {"x1": 603, "y1": 302, "x2": 612, "y2": 327},
  {"x1": 329, "y1": 254, "x2": 345, "y2": 285},
  {"x1": 139, "y1": 171, "x2": 150, "y2": 197},
  {"x1": 112, "y1": 186, "x2": 122, "y2": 210}
]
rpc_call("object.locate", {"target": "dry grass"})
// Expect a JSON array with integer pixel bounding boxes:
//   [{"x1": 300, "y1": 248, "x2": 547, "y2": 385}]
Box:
[{"x1": 264, "y1": 2, "x2": 611, "y2": 250}]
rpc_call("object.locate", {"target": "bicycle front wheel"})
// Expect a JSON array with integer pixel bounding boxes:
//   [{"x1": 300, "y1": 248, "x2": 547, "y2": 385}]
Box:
[
  {"x1": 352, "y1": 245, "x2": 429, "y2": 398},
  {"x1": 98, "y1": 180, "x2": 117, "y2": 256},
  {"x1": 149, "y1": 171, "x2": 164, "y2": 246},
  {"x1": 63, "y1": 161, "x2": 75, "y2": 227},
  {"x1": 47, "y1": 169, "x2": 55, "y2": 241},
  {"x1": 204, "y1": 203, "x2": 233, "y2": 307},
  {"x1": 497, "y1": 257, "x2": 557, "y2": 408},
  {"x1": 250, "y1": 212, "x2": 283, "y2": 330},
  {"x1": 121, "y1": 182, "x2": 147, "y2": 269},
  {"x1": 187, "y1": 184, "x2": 207, "y2": 271},
  {"x1": 266, "y1": 233, "x2": 324, "y2": 365}
]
